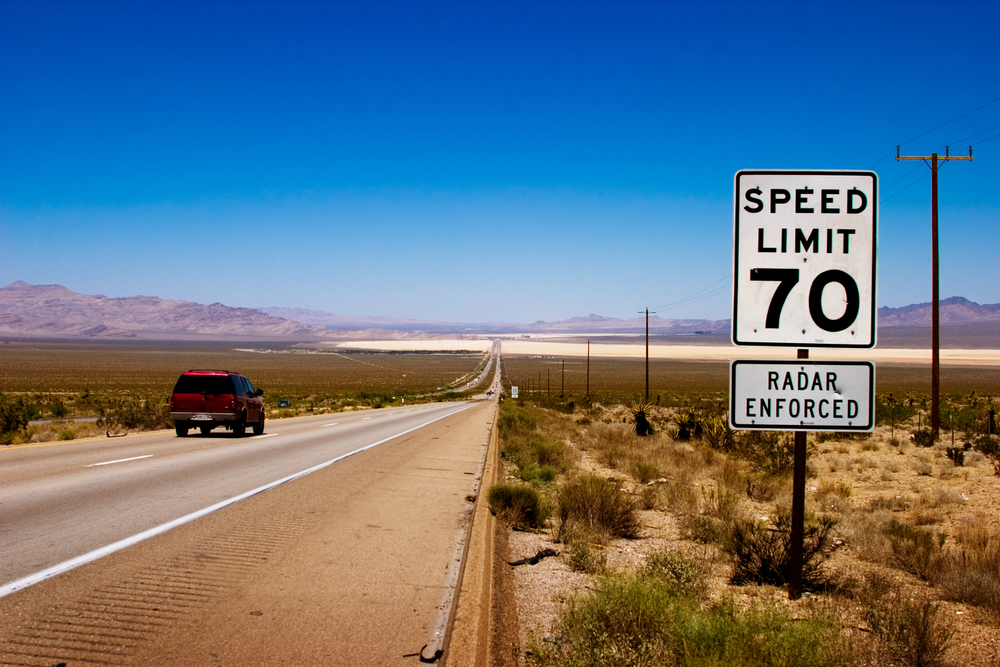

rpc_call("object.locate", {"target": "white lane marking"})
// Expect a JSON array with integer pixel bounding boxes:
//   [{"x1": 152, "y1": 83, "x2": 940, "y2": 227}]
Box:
[
  {"x1": 361, "y1": 417, "x2": 372, "y2": 420},
  {"x1": 321, "y1": 423, "x2": 339, "y2": 427},
  {"x1": 87, "y1": 455, "x2": 153, "y2": 467},
  {"x1": 0, "y1": 403, "x2": 473, "y2": 598},
  {"x1": 253, "y1": 433, "x2": 277, "y2": 439}
]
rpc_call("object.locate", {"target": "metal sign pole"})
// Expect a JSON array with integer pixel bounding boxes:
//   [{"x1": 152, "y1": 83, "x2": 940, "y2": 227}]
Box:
[{"x1": 788, "y1": 348, "x2": 808, "y2": 600}]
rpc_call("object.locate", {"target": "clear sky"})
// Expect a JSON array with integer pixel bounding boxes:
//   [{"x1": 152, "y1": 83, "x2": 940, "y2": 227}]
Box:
[{"x1": 2, "y1": 0, "x2": 998, "y2": 324}]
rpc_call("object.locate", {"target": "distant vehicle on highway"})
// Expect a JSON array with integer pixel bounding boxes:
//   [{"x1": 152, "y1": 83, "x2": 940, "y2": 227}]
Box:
[
  {"x1": 170, "y1": 370, "x2": 265, "y2": 437},
  {"x1": 277, "y1": 400, "x2": 291, "y2": 408}
]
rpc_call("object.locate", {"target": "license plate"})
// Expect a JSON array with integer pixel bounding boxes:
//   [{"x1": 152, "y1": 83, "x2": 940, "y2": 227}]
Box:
[{"x1": 191, "y1": 414, "x2": 212, "y2": 421}]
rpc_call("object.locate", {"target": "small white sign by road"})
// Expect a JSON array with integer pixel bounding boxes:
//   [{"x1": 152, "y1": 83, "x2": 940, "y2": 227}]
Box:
[
  {"x1": 733, "y1": 170, "x2": 877, "y2": 348},
  {"x1": 511, "y1": 386, "x2": 518, "y2": 399},
  {"x1": 729, "y1": 360, "x2": 874, "y2": 431}
]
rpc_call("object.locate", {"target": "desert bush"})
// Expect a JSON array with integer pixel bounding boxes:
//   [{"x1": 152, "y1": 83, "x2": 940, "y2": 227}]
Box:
[
  {"x1": 661, "y1": 480, "x2": 699, "y2": 514},
  {"x1": 883, "y1": 519, "x2": 945, "y2": 581},
  {"x1": 486, "y1": 483, "x2": 549, "y2": 529},
  {"x1": 529, "y1": 577, "x2": 844, "y2": 667},
  {"x1": 724, "y1": 510, "x2": 842, "y2": 588},
  {"x1": 912, "y1": 429, "x2": 938, "y2": 447},
  {"x1": 557, "y1": 474, "x2": 640, "y2": 543},
  {"x1": 702, "y1": 486, "x2": 741, "y2": 523},
  {"x1": 682, "y1": 515, "x2": 726, "y2": 544},
  {"x1": 97, "y1": 397, "x2": 172, "y2": 432},
  {"x1": 744, "y1": 473, "x2": 780, "y2": 502},
  {"x1": 732, "y1": 430, "x2": 794, "y2": 476},
  {"x1": 641, "y1": 550, "x2": 708, "y2": 598},
  {"x1": 57, "y1": 429, "x2": 75, "y2": 440},
  {"x1": 568, "y1": 542, "x2": 607, "y2": 574},
  {"x1": 630, "y1": 459, "x2": 660, "y2": 484},
  {"x1": 0, "y1": 393, "x2": 31, "y2": 442},
  {"x1": 936, "y1": 519, "x2": 1000, "y2": 621},
  {"x1": 639, "y1": 485, "x2": 659, "y2": 510},
  {"x1": 972, "y1": 434, "x2": 1000, "y2": 474},
  {"x1": 937, "y1": 547, "x2": 1000, "y2": 623},
  {"x1": 862, "y1": 593, "x2": 953, "y2": 667}
]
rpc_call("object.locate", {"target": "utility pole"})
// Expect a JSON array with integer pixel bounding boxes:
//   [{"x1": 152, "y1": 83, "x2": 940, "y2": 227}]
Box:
[
  {"x1": 561, "y1": 359, "x2": 565, "y2": 398},
  {"x1": 639, "y1": 308, "x2": 655, "y2": 402},
  {"x1": 896, "y1": 145, "x2": 973, "y2": 432},
  {"x1": 586, "y1": 340, "x2": 590, "y2": 397}
]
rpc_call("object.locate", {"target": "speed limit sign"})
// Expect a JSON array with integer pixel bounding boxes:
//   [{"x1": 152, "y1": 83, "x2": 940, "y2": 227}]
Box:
[{"x1": 733, "y1": 170, "x2": 877, "y2": 348}]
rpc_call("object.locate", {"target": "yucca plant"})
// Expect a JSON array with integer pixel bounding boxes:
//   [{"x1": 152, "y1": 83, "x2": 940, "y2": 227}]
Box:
[{"x1": 629, "y1": 402, "x2": 655, "y2": 436}]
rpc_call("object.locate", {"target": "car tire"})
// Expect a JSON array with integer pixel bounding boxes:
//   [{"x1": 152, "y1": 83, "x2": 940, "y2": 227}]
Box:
[
  {"x1": 252, "y1": 413, "x2": 265, "y2": 435},
  {"x1": 175, "y1": 422, "x2": 189, "y2": 437},
  {"x1": 233, "y1": 414, "x2": 246, "y2": 437}
]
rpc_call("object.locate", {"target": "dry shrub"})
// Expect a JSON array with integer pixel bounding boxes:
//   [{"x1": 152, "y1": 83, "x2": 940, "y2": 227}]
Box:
[
  {"x1": 840, "y1": 511, "x2": 894, "y2": 563},
  {"x1": 936, "y1": 517, "x2": 1000, "y2": 622},
  {"x1": 568, "y1": 542, "x2": 607, "y2": 574},
  {"x1": 661, "y1": 480, "x2": 699, "y2": 514},
  {"x1": 486, "y1": 483, "x2": 550, "y2": 529},
  {"x1": 702, "y1": 486, "x2": 741, "y2": 523},
  {"x1": 725, "y1": 510, "x2": 842, "y2": 587},
  {"x1": 732, "y1": 430, "x2": 794, "y2": 476},
  {"x1": 883, "y1": 519, "x2": 946, "y2": 581},
  {"x1": 557, "y1": 474, "x2": 641, "y2": 544},
  {"x1": 631, "y1": 459, "x2": 660, "y2": 484},
  {"x1": 641, "y1": 550, "x2": 709, "y2": 598},
  {"x1": 862, "y1": 591, "x2": 953, "y2": 667},
  {"x1": 745, "y1": 473, "x2": 780, "y2": 502}
]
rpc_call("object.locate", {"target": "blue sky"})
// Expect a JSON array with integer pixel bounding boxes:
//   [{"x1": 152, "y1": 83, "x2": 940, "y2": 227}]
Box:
[{"x1": 2, "y1": 0, "x2": 998, "y2": 323}]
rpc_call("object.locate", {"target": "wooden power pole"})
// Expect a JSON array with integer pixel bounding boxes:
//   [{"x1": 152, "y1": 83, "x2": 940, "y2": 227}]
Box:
[{"x1": 895, "y1": 145, "x2": 973, "y2": 432}]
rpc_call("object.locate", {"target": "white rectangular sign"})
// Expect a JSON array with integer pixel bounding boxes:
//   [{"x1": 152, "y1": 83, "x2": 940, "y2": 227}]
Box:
[
  {"x1": 729, "y1": 360, "x2": 874, "y2": 431},
  {"x1": 733, "y1": 170, "x2": 877, "y2": 348},
  {"x1": 511, "y1": 386, "x2": 518, "y2": 398}
]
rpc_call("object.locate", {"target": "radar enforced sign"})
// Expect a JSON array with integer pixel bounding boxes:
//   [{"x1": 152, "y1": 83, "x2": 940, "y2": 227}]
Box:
[
  {"x1": 730, "y1": 360, "x2": 874, "y2": 431},
  {"x1": 733, "y1": 170, "x2": 877, "y2": 348}
]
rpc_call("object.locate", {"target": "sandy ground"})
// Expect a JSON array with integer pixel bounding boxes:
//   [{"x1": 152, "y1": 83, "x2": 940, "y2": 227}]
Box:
[{"x1": 329, "y1": 338, "x2": 1000, "y2": 365}]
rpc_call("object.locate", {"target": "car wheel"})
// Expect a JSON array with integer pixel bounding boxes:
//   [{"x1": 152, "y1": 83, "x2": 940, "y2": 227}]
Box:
[
  {"x1": 200, "y1": 425, "x2": 212, "y2": 436},
  {"x1": 233, "y1": 414, "x2": 246, "y2": 437},
  {"x1": 175, "y1": 422, "x2": 189, "y2": 437},
  {"x1": 252, "y1": 413, "x2": 265, "y2": 435}
]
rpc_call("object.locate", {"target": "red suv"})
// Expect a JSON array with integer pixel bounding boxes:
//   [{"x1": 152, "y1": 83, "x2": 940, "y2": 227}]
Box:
[{"x1": 170, "y1": 370, "x2": 265, "y2": 437}]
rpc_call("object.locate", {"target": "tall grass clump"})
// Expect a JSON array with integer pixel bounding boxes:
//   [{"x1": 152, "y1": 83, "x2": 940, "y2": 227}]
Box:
[
  {"x1": 862, "y1": 591, "x2": 953, "y2": 667},
  {"x1": 882, "y1": 519, "x2": 946, "y2": 582},
  {"x1": 557, "y1": 474, "x2": 640, "y2": 544},
  {"x1": 529, "y1": 575, "x2": 844, "y2": 667}
]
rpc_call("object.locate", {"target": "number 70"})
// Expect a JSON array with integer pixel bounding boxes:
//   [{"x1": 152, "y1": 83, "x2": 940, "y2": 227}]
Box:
[{"x1": 750, "y1": 268, "x2": 860, "y2": 332}]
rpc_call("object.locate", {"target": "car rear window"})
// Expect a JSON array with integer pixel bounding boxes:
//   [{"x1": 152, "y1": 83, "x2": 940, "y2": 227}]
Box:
[{"x1": 172, "y1": 374, "x2": 236, "y2": 395}]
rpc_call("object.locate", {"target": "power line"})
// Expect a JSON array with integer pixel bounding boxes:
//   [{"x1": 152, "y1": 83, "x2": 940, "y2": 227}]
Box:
[
  {"x1": 872, "y1": 93, "x2": 1000, "y2": 168},
  {"x1": 896, "y1": 94, "x2": 1000, "y2": 148},
  {"x1": 651, "y1": 274, "x2": 731, "y2": 312}
]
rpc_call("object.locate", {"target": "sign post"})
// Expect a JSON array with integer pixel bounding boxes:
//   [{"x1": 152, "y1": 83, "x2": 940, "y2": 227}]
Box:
[{"x1": 731, "y1": 170, "x2": 877, "y2": 600}]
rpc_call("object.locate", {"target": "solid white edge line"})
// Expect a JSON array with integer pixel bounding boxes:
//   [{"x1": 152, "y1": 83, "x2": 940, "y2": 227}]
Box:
[
  {"x1": 0, "y1": 403, "x2": 473, "y2": 599},
  {"x1": 87, "y1": 455, "x2": 154, "y2": 467}
]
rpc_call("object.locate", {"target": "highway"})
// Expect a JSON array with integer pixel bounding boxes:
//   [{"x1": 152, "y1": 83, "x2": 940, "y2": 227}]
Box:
[
  {"x1": 0, "y1": 378, "x2": 500, "y2": 665},
  {"x1": 1, "y1": 402, "x2": 474, "y2": 587}
]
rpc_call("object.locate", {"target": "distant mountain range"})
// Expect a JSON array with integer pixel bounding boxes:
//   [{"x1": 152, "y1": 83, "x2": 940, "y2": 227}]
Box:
[
  {"x1": 1, "y1": 281, "x2": 998, "y2": 340},
  {"x1": 0, "y1": 281, "x2": 325, "y2": 340}
]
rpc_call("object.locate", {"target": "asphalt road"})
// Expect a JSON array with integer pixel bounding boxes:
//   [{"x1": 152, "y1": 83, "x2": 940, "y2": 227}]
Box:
[
  {"x1": 1, "y1": 397, "x2": 499, "y2": 665},
  {"x1": 1, "y1": 402, "x2": 478, "y2": 587}
]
